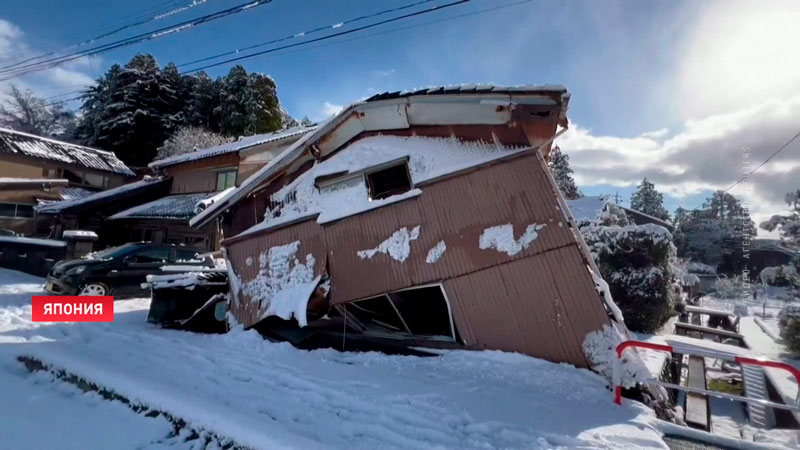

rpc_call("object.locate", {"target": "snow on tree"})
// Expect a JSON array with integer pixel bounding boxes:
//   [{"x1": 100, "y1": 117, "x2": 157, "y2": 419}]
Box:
[
  {"x1": 75, "y1": 55, "x2": 289, "y2": 166},
  {"x1": 215, "y1": 66, "x2": 283, "y2": 137},
  {"x1": 760, "y1": 189, "x2": 800, "y2": 247},
  {"x1": 0, "y1": 84, "x2": 76, "y2": 137},
  {"x1": 547, "y1": 146, "x2": 582, "y2": 199},
  {"x1": 156, "y1": 126, "x2": 233, "y2": 159},
  {"x1": 580, "y1": 222, "x2": 678, "y2": 333},
  {"x1": 675, "y1": 191, "x2": 755, "y2": 274},
  {"x1": 629, "y1": 178, "x2": 669, "y2": 221},
  {"x1": 76, "y1": 54, "x2": 183, "y2": 166}
]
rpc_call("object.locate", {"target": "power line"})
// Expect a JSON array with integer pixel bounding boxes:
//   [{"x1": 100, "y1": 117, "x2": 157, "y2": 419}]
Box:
[
  {"x1": 0, "y1": 0, "x2": 274, "y2": 81},
  {"x1": 722, "y1": 128, "x2": 800, "y2": 193},
  {"x1": 12, "y1": 0, "x2": 525, "y2": 114},
  {"x1": 0, "y1": 0, "x2": 194, "y2": 70},
  {"x1": 182, "y1": 0, "x2": 472, "y2": 73},
  {"x1": 680, "y1": 127, "x2": 800, "y2": 211},
  {"x1": 178, "y1": 0, "x2": 438, "y2": 67},
  {"x1": 249, "y1": 0, "x2": 532, "y2": 64}
]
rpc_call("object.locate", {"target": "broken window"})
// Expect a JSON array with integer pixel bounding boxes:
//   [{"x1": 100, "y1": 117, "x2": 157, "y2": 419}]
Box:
[
  {"x1": 366, "y1": 163, "x2": 411, "y2": 200},
  {"x1": 346, "y1": 285, "x2": 455, "y2": 341}
]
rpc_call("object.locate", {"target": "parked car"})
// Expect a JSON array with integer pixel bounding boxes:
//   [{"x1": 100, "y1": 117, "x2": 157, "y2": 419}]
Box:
[{"x1": 45, "y1": 242, "x2": 214, "y2": 298}]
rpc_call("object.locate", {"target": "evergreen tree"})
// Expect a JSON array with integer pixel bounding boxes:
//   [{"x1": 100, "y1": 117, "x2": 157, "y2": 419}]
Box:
[
  {"x1": 760, "y1": 189, "x2": 800, "y2": 247},
  {"x1": 675, "y1": 191, "x2": 756, "y2": 274},
  {"x1": 184, "y1": 71, "x2": 220, "y2": 131},
  {"x1": 630, "y1": 178, "x2": 670, "y2": 221},
  {"x1": 76, "y1": 54, "x2": 183, "y2": 166},
  {"x1": 300, "y1": 116, "x2": 313, "y2": 126},
  {"x1": 74, "y1": 55, "x2": 288, "y2": 165},
  {"x1": 548, "y1": 146, "x2": 582, "y2": 200}
]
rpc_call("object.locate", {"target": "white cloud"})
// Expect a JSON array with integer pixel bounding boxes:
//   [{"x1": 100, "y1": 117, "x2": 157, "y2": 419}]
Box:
[
  {"x1": 0, "y1": 19, "x2": 22, "y2": 56},
  {"x1": 558, "y1": 93, "x2": 800, "y2": 220},
  {"x1": 320, "y1": 101, "x2": 343, "y2": 118},
  {"x1": 0, "y1": 19, "x2": 95, "y2": 100},
  {"x1": 640, "y1": 128, "x2": 668, "y2": 140}
]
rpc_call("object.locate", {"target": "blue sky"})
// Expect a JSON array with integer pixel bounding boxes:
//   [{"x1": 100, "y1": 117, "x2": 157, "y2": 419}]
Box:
[{"x1": 2, "y1": 0, "x2": 800, "y2": 231}]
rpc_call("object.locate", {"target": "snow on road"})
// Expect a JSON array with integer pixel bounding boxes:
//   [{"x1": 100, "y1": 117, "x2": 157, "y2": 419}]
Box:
[
  {"x1": 0, "y1": 269, "x2": 192, "y2": 450},
  {"x1": 0, "y1": 268, "x2": 668, "y2": 449}
]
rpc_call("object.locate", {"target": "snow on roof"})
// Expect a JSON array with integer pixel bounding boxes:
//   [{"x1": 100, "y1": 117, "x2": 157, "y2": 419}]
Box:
[
  {"x1": 37, "y1": 177, "x2": 168, "y2": 214},
  {"x1": 108, "y1": 192, "x2": 216, "y2": 220},
  {"x1": 0, "y1": 128, "x2": 134, "y2": 176},
  {"x1": 236, "y1": 135, "x2": 527, "y2": 239},
  {"x1": 62, "y1": 230, "x2": 98, "y2": 239},
  {"x1": 0, "y1": 177, "x2": 68, "y2": 185},
  {"x1": 58, "y1": 186, "x2": 97, "y2": 201},
  {"x1": 148, "y1": 126, "x2": 316, "y2": 169},
  {"x1": 191, "y1": 85, "x2": 570, "y2": 229},
  {"x1": 364, "y1": 83, "x2": 568, "y2": 102},
  {"x1": 0, "y1": 235, "x2": 66, "y2": 247},
  {"x1": 565, "y1": 196, "x2": 610, "y2": 223}
]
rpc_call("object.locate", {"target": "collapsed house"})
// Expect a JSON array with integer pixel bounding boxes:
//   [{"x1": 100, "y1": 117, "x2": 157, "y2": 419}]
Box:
[{"x1": 191, "y1": 85, "x2": 626, "y2": 367}]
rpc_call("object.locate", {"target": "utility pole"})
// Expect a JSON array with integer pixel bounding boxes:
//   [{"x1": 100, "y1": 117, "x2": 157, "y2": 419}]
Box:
[{"x1": 613, "y1": 191, "x2": 622, "y2": 204}]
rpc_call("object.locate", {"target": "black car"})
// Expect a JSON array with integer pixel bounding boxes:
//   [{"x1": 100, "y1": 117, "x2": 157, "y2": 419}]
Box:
[{"x1": 45, "y1": 242, "x2": 214, "y2": 298}]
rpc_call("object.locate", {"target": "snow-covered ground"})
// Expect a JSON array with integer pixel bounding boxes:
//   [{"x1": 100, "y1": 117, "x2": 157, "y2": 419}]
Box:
[{"x1": 0, "y1": 267, "x2": 671, "y2": 449}]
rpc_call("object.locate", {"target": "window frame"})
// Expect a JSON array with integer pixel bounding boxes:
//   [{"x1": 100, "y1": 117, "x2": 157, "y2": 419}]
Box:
[
  {"x1": 339, "y1": 283, "x2": 457, "y2": 342},
  {"x1": 364, "y1": 161, "x2": 413, "y2": 201},
  {"x1": 0, "y1": 202, "x2": 36, "y2": 219},
  {"x1": 215, "y1": 168, "x2": 238, "y2": 191}
]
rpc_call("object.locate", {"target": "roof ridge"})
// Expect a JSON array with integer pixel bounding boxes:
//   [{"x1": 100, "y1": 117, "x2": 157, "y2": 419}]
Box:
[{"x1": 0, "y1": 127, "x2": 117, "y2": 156}]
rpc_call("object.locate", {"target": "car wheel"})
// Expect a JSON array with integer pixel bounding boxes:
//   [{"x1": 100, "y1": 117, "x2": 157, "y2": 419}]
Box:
[{"x1": 79, "y1": 282, "x2": 109, "y2": 296}]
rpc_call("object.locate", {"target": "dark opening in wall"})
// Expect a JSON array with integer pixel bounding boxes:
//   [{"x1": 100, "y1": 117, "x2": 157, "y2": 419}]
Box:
[
  {"x1": 346, "y1": 284, "x2": 455, "y2": 341},
  {"x1": 366, "y1": 163, "x2": 412, "y2": 200}
]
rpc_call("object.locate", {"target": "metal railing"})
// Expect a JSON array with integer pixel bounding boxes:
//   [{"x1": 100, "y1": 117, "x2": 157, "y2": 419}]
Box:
[{"x1": 612, "y1": 340, "x2": 800, "y2": 414}]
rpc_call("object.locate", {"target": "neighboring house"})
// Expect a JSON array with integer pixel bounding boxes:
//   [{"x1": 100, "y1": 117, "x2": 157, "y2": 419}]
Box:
[
  {"x1": 0, "y1": 128, "x2": 134, "y2": 235},
  {"x1": 749, "y1": 239, "x2": 798, "y2": 275},
  {"x1": 100, "y1": 126, "x2": 316, "y2": 251},
  {"x1": 37, "y1": 177, "x2": 172, "y2": 246},
  {"x1": 566, "y1": 195, "x2": 674, "y2": 231},
  {"x1": 191, "y1": 85, "x2": 626, "y2": 367}
]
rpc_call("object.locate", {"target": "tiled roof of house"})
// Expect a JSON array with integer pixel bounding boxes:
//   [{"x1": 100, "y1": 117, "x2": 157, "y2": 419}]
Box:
[
  {"x1": 0, "y1": 128, "x2": 134, "y2": 176},
  {"x1": 364, "y1": 84, "x2": 568, "y2": 102},
  {"x1": 148, "y1": 126, "x2": 317, "y2": 169},
  {"x1": 108, "y1": 192, "x2": 215, "y2": 220},
  {"x1": 37, "y1": 176, "x2": 169, "y2": 214}
]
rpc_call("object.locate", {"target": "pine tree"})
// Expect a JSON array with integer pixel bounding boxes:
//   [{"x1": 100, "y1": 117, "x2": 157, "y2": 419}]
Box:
[
  {"x1": 630, "y1": 178, "x2": 670, "y2": 221},
  {"x1": 760, "y1": 189, "x2": 800, "y2": 247},
  {"x1": 184, "y1": 71, "x2": 220, "y2": 131},
  {"x1": 77, "y1": 54, "x2": 183, "y2": 166},
  {"x1": 548, "y1": 146, "x2": 582, "y2": 200}
]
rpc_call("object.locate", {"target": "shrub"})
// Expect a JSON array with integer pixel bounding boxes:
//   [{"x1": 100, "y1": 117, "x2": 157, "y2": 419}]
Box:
[
  {"x1": 581, "y1": 223, "x2": 677, "y2": 333},
  {"x1": 779, "y1": 304, "x2": 800, "y2": 353}
]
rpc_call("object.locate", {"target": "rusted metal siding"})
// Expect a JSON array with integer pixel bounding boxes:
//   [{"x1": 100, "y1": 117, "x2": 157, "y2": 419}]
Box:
[
  {"x1": 443, "y1": 245, "x2": 607, "y2": 367},
  {"x1": 223, "y1": 151, "x2": 610, "y2": 366}
]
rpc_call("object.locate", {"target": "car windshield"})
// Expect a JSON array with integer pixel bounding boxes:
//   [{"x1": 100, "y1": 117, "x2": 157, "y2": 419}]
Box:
[{"x1": 86, "y1": 243, "x2": 138, "y2": 260}]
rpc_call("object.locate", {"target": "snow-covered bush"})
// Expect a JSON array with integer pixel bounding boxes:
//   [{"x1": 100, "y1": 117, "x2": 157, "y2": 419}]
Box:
[
  {"x1": 581, "y1": 223, "x2": 677, "y2": 333},
  {"x1": 157, "y1": 126, "x2": 233, "y2": 159},
  {"x1": 712, "y1": 276, "x2": 741, "y2": 298},
  {"x1": 779, "y1": 304, "x2": 800, "y2": 353}
]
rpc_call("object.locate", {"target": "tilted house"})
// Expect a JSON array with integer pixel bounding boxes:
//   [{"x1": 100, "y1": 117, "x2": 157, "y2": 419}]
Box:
[
  {"x1": 0, "y1": 128, "x2": 134, "y2": 235},
  {"x1": 192, "y1": 86, "x2": 626, "y2": 367}
]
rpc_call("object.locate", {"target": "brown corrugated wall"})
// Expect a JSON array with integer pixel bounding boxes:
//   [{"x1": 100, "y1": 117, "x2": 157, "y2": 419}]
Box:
[{"x1": 224, "y1": 151, "x2": 609, "y2": 367}]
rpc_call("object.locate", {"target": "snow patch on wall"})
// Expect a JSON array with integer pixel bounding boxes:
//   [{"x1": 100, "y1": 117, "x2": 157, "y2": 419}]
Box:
[
  {"x1": 242, "y1": 241, "x2": 317, "y2": 327},
  {"x1": 358, "y1": 226, "x2": 421, "y2": 262},
  {"x1": 425, "y1": 240, "x2": 446, "y2": 263},
  {"x1": 478, "y1": 223, "x2": 545, "y2": 256}
]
